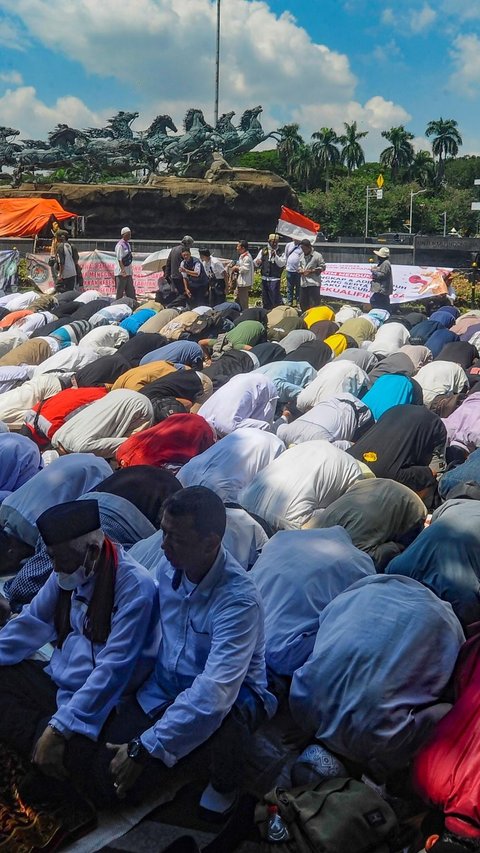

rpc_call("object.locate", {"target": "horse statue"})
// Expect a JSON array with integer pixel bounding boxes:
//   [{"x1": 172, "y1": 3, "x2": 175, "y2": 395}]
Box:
[
  {"x1": 223, "y1": 105, "x2": 280, "y2": 158},
  {"x1": 162, "y1": 108, "x2": 215, "y2": 173},
  {"x1": 83, "y1": 110, "x2": 139, "y2": 142},
  {"x1": 214, "y1": 111, "x2": 240, "y2": 156},
  {"x1": 0, "y1": 126, "x2": 23, "y2": 171},
  {"x1": 139, "y1": 114, "x2": 178, "y2": 165},
  {"x1": 15, "y1": 124, "x2": 86, "y2": 171}
]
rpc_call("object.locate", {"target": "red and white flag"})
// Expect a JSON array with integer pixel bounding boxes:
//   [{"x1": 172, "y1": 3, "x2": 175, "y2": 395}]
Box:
[{"x1": 275, "y1": 206, "x2": 320, "y2": 243}]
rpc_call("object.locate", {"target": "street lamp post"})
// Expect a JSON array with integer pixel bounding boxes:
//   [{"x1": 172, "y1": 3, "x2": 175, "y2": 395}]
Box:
[
  {"x1": 409, "y1": 188, "x2": 427, "y2": 235},
  {"x1": 214, "y1": 0, "x2": 221, "y2": 126}
]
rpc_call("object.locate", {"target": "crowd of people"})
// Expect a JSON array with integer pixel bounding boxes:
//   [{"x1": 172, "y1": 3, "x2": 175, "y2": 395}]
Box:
[{"x1": 1, "y1": 229, "x2": 480, "y2": 852}]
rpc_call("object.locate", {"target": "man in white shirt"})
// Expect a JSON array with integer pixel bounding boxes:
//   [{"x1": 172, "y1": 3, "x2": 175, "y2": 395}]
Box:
[
  {"x1": 254, "y1": 234, "x2": 286, "y2": 310},
  {"x1": 200, "y1": 248, "x2": 227, "y2": 307},
  {"x1": 114, "y1": 226, "x2": 136, "y2": 300},
  {"x1": 284, "y1": 240, "x2": 303, "y2": 307},
  {"x1": 231, "y1": 240, "x2": 254, "y2": 311},
  {"x1": 298, "y1": 239, "x2": 326, "y2": 313}
]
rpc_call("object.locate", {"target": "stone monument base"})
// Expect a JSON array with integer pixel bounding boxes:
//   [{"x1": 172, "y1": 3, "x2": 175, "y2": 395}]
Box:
[{"x1": 0, "y1": 168, "x2": 297, "y2": 239}]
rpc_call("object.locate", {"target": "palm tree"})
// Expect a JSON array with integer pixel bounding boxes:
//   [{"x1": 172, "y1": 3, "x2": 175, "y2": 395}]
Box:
[
  {"x1": 339, "y1": 121, "x2": 368, "y2": 173},
  {"x1": 277, "y1": 123, "x2": 304, "y2": 178},
  {"x1": 380, "y1": 126, "x2": 415, "y2": 181},
  {"x1": 311, "y1": 127, "x2": 340, "y2": 191},
  {"x1": 425, "y1": 118, "x2": 463, "y2": 186},
  {"x1": 410, "y1": 150, "x2": 436, "y2": 188},
  {"x1": 290, "y1": 144, "x2": 317, "y2": 192}
]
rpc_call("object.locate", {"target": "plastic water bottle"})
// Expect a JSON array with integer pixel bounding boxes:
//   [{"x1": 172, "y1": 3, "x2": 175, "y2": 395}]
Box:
[{"x1": 267, "y1": 804, "x2": 290, "y2": 842}]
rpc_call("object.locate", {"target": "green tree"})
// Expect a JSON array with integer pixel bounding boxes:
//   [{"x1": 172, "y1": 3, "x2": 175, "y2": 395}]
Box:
[
  {"x1": 311, "y1": 127, "x2": 341, "y2": 191},
  {"x1": 290, "y1": 144, "x2": 317, "y2": 192},
  {"x1": 410, "y1": 150, "x2": 436, "y2": 188},
  {"x1": 444, "y1": 155, "x2": 480, "y2": 189},
  {"x1": 380, "y1": 126, "x2": 415, "y2": 182},
  {"x1": 277, "y1": 123, "x2": 304, "y2": 179},
  {"x1": 426, "y1": 117, "x2": 463, "y2": 186},
  {"x1": 339, "y1": 121, "x2": 368, "y2": 173}
]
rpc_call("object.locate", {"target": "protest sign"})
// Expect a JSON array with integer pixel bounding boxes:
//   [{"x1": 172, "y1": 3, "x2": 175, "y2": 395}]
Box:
[{"x1": 320, "y1": 263, "x2": 451, "y2": 304}]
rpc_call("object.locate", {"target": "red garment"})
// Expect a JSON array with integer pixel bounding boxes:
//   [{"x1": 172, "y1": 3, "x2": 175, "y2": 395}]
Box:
[
  {"x1": 0, "y1": 310, "x2": 32, "y2": 329},
  {"x1": 116, "y1": 413, "x2": 216, "y2": 469},
  {"x1": 24, "y1": 386, "x2": 108, "y2": 447},
  {"x1": 413, "y1": 630, "x2": 480, "y2": 840}
]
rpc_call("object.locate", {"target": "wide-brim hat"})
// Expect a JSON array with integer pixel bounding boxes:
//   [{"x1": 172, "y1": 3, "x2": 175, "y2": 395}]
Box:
[{"x1": 374, "y1": 247, "x2": 390, "y2": 258}]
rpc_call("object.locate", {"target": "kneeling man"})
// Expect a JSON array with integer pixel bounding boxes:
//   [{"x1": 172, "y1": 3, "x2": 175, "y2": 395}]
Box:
[
  {"x1": 0, "y1": 499, "x2": 158, "y2": 793},
  {"x1": 106, "y1": 486, "x2": 277, "y2": 819}
]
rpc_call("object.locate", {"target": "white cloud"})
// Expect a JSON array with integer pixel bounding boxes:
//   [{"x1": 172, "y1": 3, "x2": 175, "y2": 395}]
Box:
[
  {"x1": 412, "y1": 135, "x2": 432, "y2": 153},
  {"x1": 0, "y1": 70, "x2": 23, "y2": 85},
  {"x1": 0, "y1": 85, "x2": 109, "y2": 138},
  {"x1": 0, "y1": 16, "x2": 28, "y2": 50},
  {"x1": 292, "y1": 96, "x2": 411, "y2": 160},
  {"x1": 381, "y1": 3, "x2": 436, "y2": 34},
  {"x1": 0, "y1": 0, "x2": 412, "y2": 161},
  {"x1": 441, "y1": 0, "x2": 480, "y2": 21},
  {"x1": 449, "y1": 34, "x2": 480, "y2": 97}
]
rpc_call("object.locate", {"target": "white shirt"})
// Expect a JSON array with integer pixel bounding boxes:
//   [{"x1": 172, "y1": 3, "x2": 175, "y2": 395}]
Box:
[
  {"x1": 415, "y1": 361, "x2": 469, "y2": 408},
  {"x1": 254, "y1": 247, "x2": 286, "y2": 280},
  {"x1": 296, "y1": 361, "x2": 370, "y2": 413},
  {"x1": 283, "y1": 241, "x2": 303, "y2": 273},
  {"x1": 299, "y1": 250, "x2": 326, "y2": 288},
  {"x1": 203, "y1": 256, "x2": 225, "y2": 280},
  {"x1": 114, "y1": 238, "x2": 133, "y2": 276},
  {"x1": 236, "y1": 252, "x2": 254, "y2": 288},
  {"x1": 367, "y1": 322, "x2": 410, "y2": 356},
  {"x1": 198, "y1": 373, "x2": 278, "y2": 436}
]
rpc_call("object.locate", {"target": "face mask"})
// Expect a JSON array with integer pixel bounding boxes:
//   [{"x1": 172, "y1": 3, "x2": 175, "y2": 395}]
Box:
[{"x1": 56, "y1": 548, "x2": 94, "y2": 591}]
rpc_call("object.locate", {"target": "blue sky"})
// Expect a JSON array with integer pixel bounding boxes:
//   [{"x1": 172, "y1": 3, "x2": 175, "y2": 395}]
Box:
[{"x1": 0, "y1": 0, "x2": 478, "y2": 158}]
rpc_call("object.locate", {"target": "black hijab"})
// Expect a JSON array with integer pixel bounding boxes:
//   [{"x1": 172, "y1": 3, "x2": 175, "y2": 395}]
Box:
[
  {"x1": 251, "y1": 342, "x2": 286, "y2": 366},
  {"x1": 349, "y1": 404, "x2": 446, "y2": 491},
  {"x1": 436, "y1": 341, "x2": 478, "y2": 370},
  {"x1": 202, "y1": 349, "x2": 256, "y2": 389},
  {"x1": 70, "y1": 299, "x2": 111, "y2": 322},
  {"x1": 117, "y1": 333, "x2": 168, "y2": 367},
  {"x1": 234, "y1": 307, "x2": 268, "y2": 327},
  {"x1": 94, "y1": 465, "x2": 182, "y2": 527},
  {"x1": 288, "y1": 339, "x2": 332, "y2": 370},
  {"x1": 140, "y1": 370, "x2": 203, "y2": 405},
  {"x1": 75, "y1": 354, "x2": 130, "y2": 387}
]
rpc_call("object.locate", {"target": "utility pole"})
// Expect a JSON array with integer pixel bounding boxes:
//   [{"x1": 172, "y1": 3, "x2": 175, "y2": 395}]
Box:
[
  {"x1": 214, "y1": 0, "x2": 221, "y2": 126},
  {"x1": 440, "y1": 211, "x2": 447, "y2": 237},
  {"x1": 409, "y1": 189, "x2": 427, "y2": 235}
]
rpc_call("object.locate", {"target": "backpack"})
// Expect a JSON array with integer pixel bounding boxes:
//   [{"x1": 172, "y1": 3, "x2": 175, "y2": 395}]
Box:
[{"x1": 255, "y1": 777, "x2": 399, "y2": 853}]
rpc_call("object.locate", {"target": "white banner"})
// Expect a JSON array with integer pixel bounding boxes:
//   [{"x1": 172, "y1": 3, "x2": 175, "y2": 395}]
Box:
[{"x1": 320, "y1": 263, "x2": 452, "y2": 304}]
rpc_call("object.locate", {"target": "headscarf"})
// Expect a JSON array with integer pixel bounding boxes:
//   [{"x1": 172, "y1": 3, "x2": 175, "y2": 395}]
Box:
[
  {"x1": 267, "y1": 305, "x2": 298, "y2": 328},
  {"x1": 387, "y1": 500, "x2": 480, "y2": 626},
  {"x1": 75, "y1": 353, "x2": 130, "y2": 387},
  {"x1": 287, "y1": 339, "x2": 332, "y2": 370},
  {"x1": 140, "y1": 341, "x2": 203, "y2": 369},
  {"x1": 334, "y1": 305, "x2": 362, "y2": 325},
  {"x1": 78, "y1": 325, "x2": 130, "y2": 355},
  {"x1": 120, "y1": 309, "x2": 156, "y2": 337},
  {"x1": 251, "y1": 342, "x2": 286, "y2": 366},
  {"x1": 308, "y1": 320, "x2": 339, "y2": 341},
  {"x1": 398, "y1": 344, "x2": 432, "y2": 371},
  {"x1": 280, "y1": 329, "x2": 316, "y2": 354},
  {"x1": 178, "y1": 427, "x2": 284, "y2": 501},
  {"x1": 349, "y1": 404, "x2": 446, "y2": 491},
  {"x1": 80, "y1": 491, "x2": 155, "y2": 545},
  {"x1": 0, "y1": 434, "x2": 43, "y2": 502},
  {"x1": 360, "y1": 374, "x2": 420, "y2": 421},
  {"x1": 424, "y1": 329, "x2": 460, "y2": 359},
  {"x1": 138, "y1": 308, "x2": 180, "y2": 334},
  {"x1": 338, "y1": 317, "x2": 376, "y2": 346},
  {"x1": 198, "y1": 373, "x2": 278, "y2": 436},
  {"x1": 117, "y1": 333, "x2": 168, "y2": 366},
  {"x1": 442, "y1": 392, "x2": 480, "y2": 455},
  {"x1": 367, "y1": 352, "x2": 416, "y2": 383},
  {"x1": 409, "y1": 319, "x2": 443, "y2": 344},
  {"x1": 233, "y1": 307, "x2": 268, "y2": 327},
  {"x1": 437, "y1": 341, "x2": 478, "y2": 370},
  {"x1": 116, "y1": 413, "x2": 216, "y2": 471},
  {"x1": 367, "y1": 322, "x2": 410, "y2": 356},
  {"x1": 315, "y1": 478, "x2": 426, "y2": 570},
  {"x1": 452, "y1": 315, "x2": 480, "y2": 335},
  {"x1": 69, "y1": 299, "x2": 111, "y2": 321},
  {"x1": 415, "y1": 361, "x2": 469, "y2": 407},
  {"x1": 140, "y1": 371, "x2": 205, "y2": 410},
  {"x1": 0, "y1": 310, "x2": 32, "y2": 330},
  {"x1": 111, "y1": 360, "x2": 177, "y2": 392},
  {"x1": 92, "y1": 465, "x2": 182, "y2": 526},
  {"x1": 202, "y1": 349, "x2": 257, "y2": 389},
  {"x1": 296, "y1": 361, "x2": 370, "y2": 412},
  {"x1": 429, "y1": 309, "x2": 456, "y2": 328},
  {"x1": 277, "y1": 393, "x2": 372, "y2": 447},
  {"x1": 0, "y1": 453, "x2": 111, "y2": 547},
  {"x1": 267, "y1": 316, "x2": 307, "y2": 342},
  {"x1": 52, "y1": 389, "x2": 154, "y2": 458},
  {"x1": 303, "y1": 306, "x2": 335, "y2": 327},
  {"x1": 324, "y1": 333, "x2": 348, "y2": 357},
  {"x1": 337, "y1": 348, "x2": 379, "y2": 373}
]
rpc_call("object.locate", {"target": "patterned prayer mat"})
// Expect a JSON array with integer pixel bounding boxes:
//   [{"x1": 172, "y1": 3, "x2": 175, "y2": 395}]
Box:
[{"x1": 0, "y1": 743, "x2": 96, "y2": 852}]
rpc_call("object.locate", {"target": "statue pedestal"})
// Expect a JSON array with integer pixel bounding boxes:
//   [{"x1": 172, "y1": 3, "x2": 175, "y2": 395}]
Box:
[{"x1": 0, "y1": 170, "x2": 297, "y2": 239}]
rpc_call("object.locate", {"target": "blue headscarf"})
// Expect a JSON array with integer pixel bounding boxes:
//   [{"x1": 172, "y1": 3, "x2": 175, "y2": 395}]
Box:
[
  {"x1": 429, "y1": 309, "x2": 456, "y2": 329},
  {"x1": 425, "y1": 328, "x2": 460, "y2": 359},
  {"x1": 361, "y1": 374, "x2": 416, "y2": 421}
]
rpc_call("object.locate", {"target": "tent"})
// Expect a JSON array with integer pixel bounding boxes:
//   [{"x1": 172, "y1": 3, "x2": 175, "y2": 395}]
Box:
[{"x1": 0, "y1": 198, "x2": 77, "y2": 238}]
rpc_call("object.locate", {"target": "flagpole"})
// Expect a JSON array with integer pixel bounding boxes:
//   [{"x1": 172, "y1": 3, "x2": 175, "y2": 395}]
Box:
[{"x1": 214, "y1": 0, "x2": 221, "y2": 126}]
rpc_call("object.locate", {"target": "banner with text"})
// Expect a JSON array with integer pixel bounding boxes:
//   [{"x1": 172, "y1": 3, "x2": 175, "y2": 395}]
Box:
[
  {"x1": 321, "y1": 263, "x2": 452, "y2": 304},
  {"x1": 79, "y1": 251, "x2": 158, "y2": 296}
]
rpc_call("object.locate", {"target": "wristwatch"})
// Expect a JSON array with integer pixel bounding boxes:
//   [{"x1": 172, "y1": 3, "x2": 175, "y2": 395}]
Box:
[{"x1": 127, "y1": 737, "x2": 150, "y2": 765}]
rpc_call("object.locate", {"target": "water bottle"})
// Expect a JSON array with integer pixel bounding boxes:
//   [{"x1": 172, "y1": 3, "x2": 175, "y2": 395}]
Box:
[{"x1": 267, "y1": 804, "x2": 290, "y2": 842}]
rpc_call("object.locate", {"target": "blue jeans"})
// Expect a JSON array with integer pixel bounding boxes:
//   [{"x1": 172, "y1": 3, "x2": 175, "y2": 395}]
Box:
[{"x1": 286, "y1": 271, "x2": 301, "y2": 305}]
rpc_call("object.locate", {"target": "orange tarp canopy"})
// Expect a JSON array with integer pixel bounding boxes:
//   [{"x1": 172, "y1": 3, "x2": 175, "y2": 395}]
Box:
[{"x1": 0, "y1": 198, "x2": 77, "y2": 237}]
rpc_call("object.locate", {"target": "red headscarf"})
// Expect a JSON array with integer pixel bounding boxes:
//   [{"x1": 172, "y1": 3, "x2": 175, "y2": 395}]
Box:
[{"x1": 116, "y1": 413, "x2": 216, "y2": 469}]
